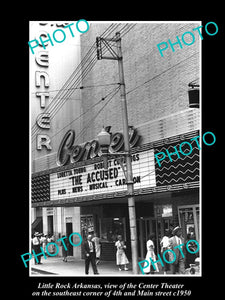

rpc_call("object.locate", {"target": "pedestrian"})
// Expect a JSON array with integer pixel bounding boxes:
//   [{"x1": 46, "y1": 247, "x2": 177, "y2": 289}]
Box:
[
  {"x1": 40, "y1": 233, "x2": 47, "y2": 254},
  {"x1": 185, "y1": 233, "x2": 198, "y2": 269},
  {"x1": 168, "y1": 226, "x2": 185, "y2": 274},
  {"x1": 47, "y1": 234, "x2": 55, "y2": 255},
  {"x1": 92, "y1": 232, "x2": 101, "y2": 265},
  {"x1": 83, "y1": 234, "x2": 99, "y2": 275},
  {"x1": 61, "y1": 235, "x2": 69, "y2": 262},
  {"x1": 115, "y1": 235, "x2": 129, "y2": 271},
  {"x1": 160, "y1": 229, "x2": 170, "y2": 274},
  {"x1": 143, "y1": 233, "x2": 159, "y2": 274},
  {"x1": 32, "y1": 232, "x2": 42, "y2": 264}
]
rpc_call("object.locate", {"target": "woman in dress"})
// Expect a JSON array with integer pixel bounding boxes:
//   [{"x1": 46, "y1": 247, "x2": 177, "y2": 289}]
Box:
[
  {"x1": 143, "y1": 233, "x2": 159, "y2": 274},
  {"x1": 115, "y1": 235, "x2": 129, "y2": 271},
  {"x1": 160, "y1": 229, "x2": 170, "y2": 274}
]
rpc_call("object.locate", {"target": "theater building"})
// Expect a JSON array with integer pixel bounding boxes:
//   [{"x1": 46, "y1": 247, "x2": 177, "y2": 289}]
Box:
[{"x1": 31, "y1": 22, "x2": 201, "y2": 261}]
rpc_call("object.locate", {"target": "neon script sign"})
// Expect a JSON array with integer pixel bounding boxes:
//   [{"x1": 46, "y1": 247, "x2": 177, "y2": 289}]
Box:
[{"x1": 57, "y1": 126, "x2": 141, "y2": 166}]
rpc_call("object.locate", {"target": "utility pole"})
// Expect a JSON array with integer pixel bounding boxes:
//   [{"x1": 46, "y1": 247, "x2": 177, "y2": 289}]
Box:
[
  {"x1": 96, "y1": 32, "x2": 139, "y2": 274},
  {"x1": 115, "y1": 32, "x2": 139, "y2": 274}
]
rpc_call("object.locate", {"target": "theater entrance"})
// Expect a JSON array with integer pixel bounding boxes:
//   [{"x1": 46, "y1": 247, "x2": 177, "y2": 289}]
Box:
[{"x1": 137, "y1": 217, "x2": 173, "y2": 260}]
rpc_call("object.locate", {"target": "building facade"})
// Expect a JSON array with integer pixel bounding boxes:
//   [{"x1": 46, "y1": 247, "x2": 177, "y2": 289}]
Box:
[{"x1": 31, "y1": 22, "x2": 201, "y2": 262}]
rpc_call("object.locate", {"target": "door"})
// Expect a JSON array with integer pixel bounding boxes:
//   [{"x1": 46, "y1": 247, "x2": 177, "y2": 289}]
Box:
[
  {"x1": 137, "y1": 218, "x2": 146, "y2": 260},
  {"x1": 137, "y1": 217, "x2": 173, "y2": 259},
  {"x1": 137, "y1": 218, "x2": 157, "y2": 259},
  {"x1": 178, "y1": 205, "x2": 199, "y2": 242},
  {"x1": 47, "y1": 215, "x2": 53, "y2": 236},
  {"x1": 66, "y1": 222, "x2": 73, "y2": 256}
]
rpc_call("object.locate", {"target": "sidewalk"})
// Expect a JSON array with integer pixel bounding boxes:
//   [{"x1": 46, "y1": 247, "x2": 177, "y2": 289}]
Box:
[
  {"x1": 30, "y1": 256, "x2": 200, "y2": 276},
  {"x1": 31, "y1": 256, "x2": 136, "y2": 276},
  {"x1": 30, "y1": 256, "x2": 172, "y2": 276}
]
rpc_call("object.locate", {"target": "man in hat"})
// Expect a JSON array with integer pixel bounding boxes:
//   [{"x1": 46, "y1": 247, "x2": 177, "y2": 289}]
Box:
[
  {"x1": 168, "y1": 226, "x2": 185, "y2": 274},
  {"x1": 32, "y1": 232, "x2": 42, "y2": 264},
  {"x1": 83, "y1": 234, "x2": 99, "y2": 275}
]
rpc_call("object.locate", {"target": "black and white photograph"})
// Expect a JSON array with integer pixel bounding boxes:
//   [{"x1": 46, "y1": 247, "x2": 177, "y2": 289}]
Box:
[
  {"x1": 16, "y1": 16, "x2": 222, "y2": 297},
  {"x1": 29, "y1": 21, "x2": 201, "y2": 277}
]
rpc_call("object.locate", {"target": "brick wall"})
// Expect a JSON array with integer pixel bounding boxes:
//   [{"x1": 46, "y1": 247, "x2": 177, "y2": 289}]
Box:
[
  {"x1": 32, "y1": 22, "x2": 200, "y2": 172},
  {"x1": 80, "y1": 22, "x2": 200, "y2": 143}
]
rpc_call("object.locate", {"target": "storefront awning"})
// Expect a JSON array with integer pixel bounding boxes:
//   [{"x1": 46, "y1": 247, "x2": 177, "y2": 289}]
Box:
[{"x1": 32, "y1": 217, "x2": 42, "y2": 232}]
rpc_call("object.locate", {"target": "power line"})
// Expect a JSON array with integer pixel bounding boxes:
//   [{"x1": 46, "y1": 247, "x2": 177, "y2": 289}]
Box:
[
  {"x1": 32, "y1": 24, "x2": 199, "y2": 141},
  {"x1": 75, "y1": 86, "x2": 120, "y2": 142},
  {"x1": 31, "y1": 55, "x2": 94, "y2": 135},
  {"x1": 31, "y1": 85, "x2": 118, "y2": 142},
  {"x1": 126, "y1": 51, "x2": 199, "y2": 96},
  {"x1": 31, "y1": 24, "x2": 112, "y2": 135},
  {"x1": 31, "y1": 23, "x2": 135, "y2": 137},
  {"x1": 32, "y1": 86, "x2": 120, "y2": 152},
  {"x1": 31, "y1": 24, "x2": 114, "y2": 135},
  {"x1": 31, "y1": 82, "x2": 119, "y2": 94},
  {"x1": 47, "y1": 86, "x2": 120, "y2": 142},
  {"x1": 31, "y1": 24, "x2": 140, "y2": 141}
]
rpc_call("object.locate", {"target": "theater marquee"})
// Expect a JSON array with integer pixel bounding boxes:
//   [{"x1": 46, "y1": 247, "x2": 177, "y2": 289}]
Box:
[{"x1": 50, "y1": 149, "x2": 156, "y2": 200}]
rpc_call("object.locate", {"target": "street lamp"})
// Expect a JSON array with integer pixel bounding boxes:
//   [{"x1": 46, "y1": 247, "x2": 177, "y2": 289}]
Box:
[
  {"x1": 97, "y1": 127, "x2": 129, "y2": 177},
  {"x1": 97, "y1": 127, "x2": 111, "y2": 170}
]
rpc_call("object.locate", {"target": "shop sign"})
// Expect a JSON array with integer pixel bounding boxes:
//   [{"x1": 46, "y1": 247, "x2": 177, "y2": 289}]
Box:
[
  {"x1": 50, "y1": 149, "x2": 156, "y2": 200},
  {"x1": 46, "y1": 207, "x2": 54, "y2": 215},
  {"x1": 34, "y1": 23, "x2": 52, "y2": 151},
  {"x1": 154, "y1": 204, "x2": 173, "y2": 218},
  {"x1": 56, "y1": 126, "x2": 141, "y2": 166}
]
